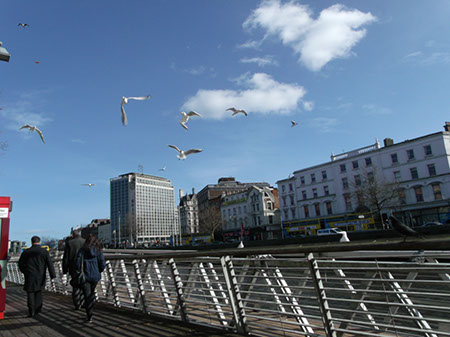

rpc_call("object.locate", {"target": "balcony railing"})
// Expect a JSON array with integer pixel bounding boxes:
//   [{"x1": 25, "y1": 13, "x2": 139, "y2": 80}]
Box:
[{"x1": 7, "y1": 238, "x2": 450, "y2": 337}]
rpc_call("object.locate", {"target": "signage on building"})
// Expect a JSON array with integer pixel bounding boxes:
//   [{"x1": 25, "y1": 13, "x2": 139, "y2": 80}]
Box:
[{"x1": 0, "y1": 209, "x2": 8, "y2": 219}]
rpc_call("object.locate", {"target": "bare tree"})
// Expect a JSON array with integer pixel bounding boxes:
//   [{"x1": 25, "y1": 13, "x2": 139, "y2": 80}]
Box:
[
  {"x1": 199, "y1": 206, "x2": 222, "y2": 241},
  {"x1": 351, "y1": 168, "x2": 401, "y2": 229},
  {"x1": 40, "y1": 236, "x2": 58, "y2": 249}
]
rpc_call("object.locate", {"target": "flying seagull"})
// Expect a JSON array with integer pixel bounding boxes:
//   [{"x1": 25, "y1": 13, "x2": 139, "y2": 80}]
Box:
[
  {"x1": 120, "y1": 95, "x2": 151, "y2": 126},
  {"x1": 179, "y1": 111, "x2": 201, "y2": 130},
  {"x1": 82, "y1": 184, "x2": 95, "y2": 187},
  {"x1": 159, "y1": 166, "x2": 166, "y2": 172},
  {"x1": 168, "y1": 145, "x2": 202, "y2": 160},
  {"x1": 18, "y1": 23, "x2": 30, "y2": 28},
  {"x1": 389, "y1": 215, "x2": 424, "y2": 241},
  {"x1": 227, "y1": 107, "x2": 247, "y2": 116},
  {"x1": 19, "y1": 124, "x2": 45, "y2": 143},
  {"x1": 291, "y1": 120, "x2": 298, "y2": 127}
]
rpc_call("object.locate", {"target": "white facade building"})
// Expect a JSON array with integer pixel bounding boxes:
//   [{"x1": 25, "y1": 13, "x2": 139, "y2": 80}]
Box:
[
  {"x1": 221, "y1": 186, "x2": 280, "y2": 240},
  {"x1": 277, "y1": 124, "x2": 450, "y2": 227},
  {"x1": 110, "y1": 172, "x2": 179, "y2": 245},
  {"x1": 178, "y1": 188, "x2": 199, "y2": 234}
]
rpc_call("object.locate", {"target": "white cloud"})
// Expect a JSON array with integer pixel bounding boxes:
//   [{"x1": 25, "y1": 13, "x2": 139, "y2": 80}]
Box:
[
  {"x1": 309, "y1": 117, "x2": 339, "y2": 132},
  {"x1": 237, "y1": 39, "x2": 264, "y2": 49},
  {"x1": 403, "y1": 51, "x2": 450, "y2": 66},
  {"x1": 240, "y1": 55, "x2": 278, "y2": 67},
  {"x1": 363, "y1": 104, "x2": 391, "y2": 115},
  {"x1": 182, "y1": 72, "x2": 310, "y2": 119},
  {"x1": 71, "y1": 138, "x2": 86, "y2": 144},
  {"x1": 244, "y1": 1, "x2": 376, "y2": 71},
  {"x1": 0, "y1": 91, "x2": 52, "y2": 132}
]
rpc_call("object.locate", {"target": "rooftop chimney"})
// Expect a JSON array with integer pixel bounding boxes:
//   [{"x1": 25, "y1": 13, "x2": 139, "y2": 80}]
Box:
[
  {"x1": 444, "y1": 122, "x2": 450, "y2": 132},
  {"x1": 383, "y1": 138, "x2": 394, "y2": 147}
]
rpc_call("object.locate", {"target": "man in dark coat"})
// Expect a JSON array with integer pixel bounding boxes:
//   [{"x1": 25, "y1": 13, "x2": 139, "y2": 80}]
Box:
[
  {"x1": 18, "y1": 236, "x2": 56, "y2": 317},
  {"x1": 62, "y1": 228, "x2": 86, "y2": 309}
]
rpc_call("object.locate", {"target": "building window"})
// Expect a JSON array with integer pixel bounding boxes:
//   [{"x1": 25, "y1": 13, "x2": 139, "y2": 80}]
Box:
[
  {"x1": 428, "y1": 164, "x2": 436, "y2": 177},
  {"x1": 397, "y1": 188, "x2": 406, "y2": 205},
  {"x1": 304, "y1": 205, "x2": 309, "y2": 218},
  {"x1": 323, "y1": 186, "x2": 329, "y2": 196},
  {"x1": 311, "y1": 173, "x2": 316, "y2": 183},
  {"x1": 407, "y1": 149, "x2": 415, "y2": 161},
  {"x1": 314, "y1": 203, "x2": 321, "y2": 216},
  {"x1": 342, "y1": 177, "x2": 349, "y2": 189},
  {"x1": 365, "y1": 157, "x2": 372, "y2": 167},
  {"x1": 392, "y1": 170, "x2": 401, "y2": 181},
  {"x1": 432, "y1": 183, "x2": 442, "y2": 200},
  {"x1": 354, "y1": 175, "x2": 361, "y2": 186},
  {"x1": 322, "y1": 171, "x2": 327, "y2": 180},
  {"x1": 343, "y1": 194, "x2": 352, "y2": 211},
  {"x1": 424, "y1": 145, "x2": 432, "y2": 156},
  {"x1": 282, "y1": 196, "x2": 287, "y2": 207},
  {"x1": 352, "y1": 161, "x2": 359, "y2": 169},
  {"x1": 312, "y1": 188, "x2": 318, "y2": 198},
  {"x1": 284, "y1": 209, "x2": 289, "y2": 220},
  {"x1": 302, "y1": 190, "x2": 307, "y2": 200},
  {"x1": 414, "y1": 186, "x2": 424, "y2": 202},
  {"x1": 340, "y1": 164, "x2": 346, "y2": 173},
  {"x1": 410, "y1": 167, "x2": 419, "y2": 180},
  {"x1": 291, "y1": 208, "x2": 296, "y2": 219},
  {"x1": 289, "y1": 195, "x2": 294, "y2": 205},
  {"x1": 326, "y1": 201, "x2": 332, "y2": 215},
  {"x1": 391, "y1": 153, "x2": 398, "y2": 164},
  {"x1": 289, "y1": 183, "x2": 293, "y2": 192},
  {"x1": 281, "y1": 185, "x2": 286, "y2": 193},
  {"x1": 300, "y1": 176, "x2": 305, "y2": 185}
]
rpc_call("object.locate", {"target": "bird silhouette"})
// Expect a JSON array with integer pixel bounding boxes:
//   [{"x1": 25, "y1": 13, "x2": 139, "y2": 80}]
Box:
[
  {"x1": 389, "y1": 215, "x2": 424, "y2": 241},
  {"x1": 18, "y1": 23, "x2": 30, "y2": 28},
  {"x1": 120, "y1": 95, "x2": 151, "y2": 126},
  {"x1": 227, "y1": 107, "x2": 247, "y2": 116},
  {"x1": 291, "y1": 120, "x2": 298, "y2": 127},
  {"x1": 168, "y1": 145, "x2": 202, "y2": 160},
  {"x1": 19, "y1": 124, "x2": 45, "y2": 143},
  {"x1": 179, "y1": 111, "x2": 201, "y2": 130},
  {"x1": 81, "y1": 184, "x2": 95, "y2": 187}
]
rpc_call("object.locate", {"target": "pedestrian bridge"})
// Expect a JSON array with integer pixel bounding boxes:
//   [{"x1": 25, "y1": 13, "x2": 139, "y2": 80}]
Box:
[{"x1": 5, "y1": 236, "x2": 450, "y2": 337}]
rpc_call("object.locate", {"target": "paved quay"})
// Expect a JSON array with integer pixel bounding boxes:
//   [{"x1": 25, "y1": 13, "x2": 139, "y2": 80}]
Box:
[{"x1": 0, "y1": 284, "x2": 240, "y2": 337}]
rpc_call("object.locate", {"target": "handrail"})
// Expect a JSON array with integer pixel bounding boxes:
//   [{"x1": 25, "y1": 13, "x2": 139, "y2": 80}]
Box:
[{"x1": 7, "y1": 245, "x2": 450, "y2": 337}]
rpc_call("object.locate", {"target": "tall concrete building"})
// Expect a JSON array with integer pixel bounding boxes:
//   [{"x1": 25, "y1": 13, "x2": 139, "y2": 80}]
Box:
[
  {"x1": 178, "y1": 188, "x2": 199, "y2": 234},
  {"x1": 110, "y1": 172, "x2": 179, "y2": 245}
]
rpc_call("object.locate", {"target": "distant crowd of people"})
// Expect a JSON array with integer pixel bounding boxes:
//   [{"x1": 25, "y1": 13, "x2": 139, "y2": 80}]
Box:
[{"x1": 18, "y1": 230, "x2": 105, "y2": 322}]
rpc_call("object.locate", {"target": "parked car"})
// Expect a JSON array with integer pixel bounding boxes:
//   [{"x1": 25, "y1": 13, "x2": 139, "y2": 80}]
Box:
[
  {"x1": 317, "y1": 228, "x2": 344, "y2": 235},
  {"x1": 420, "y1": 222, "x2": 444, "y2": 227}
]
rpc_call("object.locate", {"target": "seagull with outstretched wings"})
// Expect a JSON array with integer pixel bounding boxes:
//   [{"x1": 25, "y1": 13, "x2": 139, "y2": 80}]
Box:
[
  {"x1": 19, "y1": 124, "x2": 45, "y2": 143},
  {"x1": 227, "y1": 107, "x2": 247, "y2": 116},
  {"x1": 82, "y1": 184, "x2": 95, "y2": 187},
  {"x1": 168, "y1": 145, "x2": 202, "y2": 160},
  {"x1": 179, "y1": 111, "x2": 202, "y2": 130},
  {"x1": 291, "y1": 120, "x2": 298, "y2": 127},
  {"x1": 120, "y1": 95, "x2": 151, "y2": 126},
  {"x1": 18, "y1": 23, "x2": 30, "y2": 28}
]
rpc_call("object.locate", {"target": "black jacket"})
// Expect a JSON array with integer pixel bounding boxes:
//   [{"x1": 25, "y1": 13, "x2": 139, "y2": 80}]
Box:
[
  {"x1": 63, "y1": 235, "x2": 85, "y2": 274},
  {"x1": 76, "y1": 246, "x2": 106, "y2": 283},
  {"x1": 19, "y1": 245, "x2": 56, "y2": 292}
]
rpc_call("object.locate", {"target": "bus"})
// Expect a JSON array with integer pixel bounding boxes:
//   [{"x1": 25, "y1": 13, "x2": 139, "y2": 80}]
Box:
[{"x1": 284, "y1": 212, "x2": 376, "y2": 236}]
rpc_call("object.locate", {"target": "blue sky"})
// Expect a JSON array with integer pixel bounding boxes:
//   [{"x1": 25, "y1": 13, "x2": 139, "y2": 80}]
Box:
[{"x1": 1, "y1": 0, "x2": 450, "y2": 242}]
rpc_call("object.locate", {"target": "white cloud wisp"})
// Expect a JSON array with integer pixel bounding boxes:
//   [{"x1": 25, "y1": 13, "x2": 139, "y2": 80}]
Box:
[
  {"x1": 244, "y1": 1, "x2": 376, "y2": 71},
  {"x1": 182, "y1": 72, "x2": 310, "y2": 119},
  {"x1": 240, "y1": 56, "x2": 278, "y2": 67}
]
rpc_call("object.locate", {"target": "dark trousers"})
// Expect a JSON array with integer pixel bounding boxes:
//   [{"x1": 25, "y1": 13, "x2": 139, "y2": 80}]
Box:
[
  {"x1": 72, "y1": 284, "x2": 85, "y2": 309},
  {"x1": 26, "y1": 290, "x2": 42, "y2": 315},
  {"x1": 81, "y1": 281, "x2": 97, "y2": 319}
]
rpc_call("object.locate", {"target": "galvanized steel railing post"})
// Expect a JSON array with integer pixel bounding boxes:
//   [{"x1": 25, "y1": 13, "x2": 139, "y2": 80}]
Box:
[
  {"x1": 106, "y1": 260, "x2": 120, "y2": 307},
  {"x1": 168, "y1": 258, "x2": 187, "y2": 322},
  {"x1": 133, "y1": 259, "x2": 148, "y2": 313},
  {"x1": 307, "y1": 253, "x2": 337, "y2": 337},
  {"x1": 221, "y1": 256, "x2": 247, "y2": 335}
]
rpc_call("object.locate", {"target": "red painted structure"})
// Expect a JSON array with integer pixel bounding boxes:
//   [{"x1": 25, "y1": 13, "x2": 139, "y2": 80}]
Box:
[{"x1": 0, "y1": 196, "x2": 12, "y2": 320}]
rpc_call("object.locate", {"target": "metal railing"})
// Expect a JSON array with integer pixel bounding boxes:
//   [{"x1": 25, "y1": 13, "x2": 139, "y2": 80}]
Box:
[{"x1": 7, "y1": 238, "x2": 450, "y2": 336}]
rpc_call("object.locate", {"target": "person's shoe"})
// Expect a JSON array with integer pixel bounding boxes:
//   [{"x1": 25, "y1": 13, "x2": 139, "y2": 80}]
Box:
[
  {"x1": 27, "y1": 313, "x2": 35, "y2": 318},
  {"x1": 85, "y1": 317, "x2": 93, "y2": 323}
]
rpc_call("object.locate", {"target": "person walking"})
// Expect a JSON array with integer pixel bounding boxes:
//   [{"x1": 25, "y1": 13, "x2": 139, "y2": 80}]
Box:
[
  {"x1": 18, "y1": 236, "x2": 56, "y2": 317},
  {"x1": 76, "y1": 234, "x2": 105, "y2": 323},
  {"x1": 62, "y1": 228, "x2": 86, "y2": 310}
]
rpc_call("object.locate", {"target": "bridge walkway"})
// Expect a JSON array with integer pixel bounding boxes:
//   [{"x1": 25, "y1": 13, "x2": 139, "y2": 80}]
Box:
[{"x1": 0, "y1": 284, "x2": 240, "y2": 337}]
